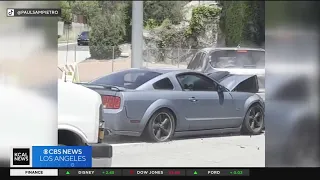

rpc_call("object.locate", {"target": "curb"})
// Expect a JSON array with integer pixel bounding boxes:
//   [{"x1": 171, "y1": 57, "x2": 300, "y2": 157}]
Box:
[{"x1": 58, "y1": 42, "x2": 77, "y2": 47}]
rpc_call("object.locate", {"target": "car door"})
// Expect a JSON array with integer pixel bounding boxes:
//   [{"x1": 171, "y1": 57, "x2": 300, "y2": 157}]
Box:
[{"x1": 176, "y1": 73, "x2": 236, "y2": 131}]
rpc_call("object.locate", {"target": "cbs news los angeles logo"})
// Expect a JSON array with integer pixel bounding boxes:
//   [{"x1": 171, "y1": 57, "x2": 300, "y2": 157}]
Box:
[{"x1": 11, "y1": 147, "x2": 32, "y2": 167}]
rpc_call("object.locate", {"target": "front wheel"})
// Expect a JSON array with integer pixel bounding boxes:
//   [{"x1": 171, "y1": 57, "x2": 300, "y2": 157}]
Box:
[
  {"x1": 241, "y1": 103, "x2": 264, "y2": 135},
  {"x1": 145, "y1": 109, "x2": 176, "y2": 142}
]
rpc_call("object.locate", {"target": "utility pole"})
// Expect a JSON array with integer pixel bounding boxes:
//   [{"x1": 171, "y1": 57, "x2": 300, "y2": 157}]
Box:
[{"x1": 131, "y1": 1, "x2": 143, "y2": 68}]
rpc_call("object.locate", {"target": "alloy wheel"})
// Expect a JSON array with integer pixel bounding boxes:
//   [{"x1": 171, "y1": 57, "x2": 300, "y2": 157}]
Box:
[
  {"x1": 152, "y1": 112, "x2": 173, "y2": 141},
  {"x1": 248, "y1": 106, "x2": 264, "y2": 132}
]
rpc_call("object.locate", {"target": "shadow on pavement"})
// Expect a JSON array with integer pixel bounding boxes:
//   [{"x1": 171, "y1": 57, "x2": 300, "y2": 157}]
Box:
[
  {"x1": 104, "y1": 135, "x2": 145, "y2": 144},
  {"x1": 104, "y1": 131, "x2": 265, "y2": 145}
]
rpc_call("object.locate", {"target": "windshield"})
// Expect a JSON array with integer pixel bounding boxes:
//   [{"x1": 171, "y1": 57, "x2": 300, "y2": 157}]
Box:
[
  {"x1": 209, "y1": 50, "x2": 265, "y2": 69},
  {"x1": 89, "y1": 69, "x2": 161, "y2": 89},
  {"x1": 80, "y1": 31, "x2": 89, "y2": 38}
]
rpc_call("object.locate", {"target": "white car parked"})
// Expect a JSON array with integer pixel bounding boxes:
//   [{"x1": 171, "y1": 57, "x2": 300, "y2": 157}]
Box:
[
  {"x1": 58, "y1": 79, "x2": 112, "y2": 167},
  {"x1": 0, "y1": 80, "x2": 112, "y2": 167}
]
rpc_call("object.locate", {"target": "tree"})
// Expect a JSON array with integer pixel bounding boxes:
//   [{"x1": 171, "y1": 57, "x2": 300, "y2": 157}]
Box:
[
  {"x1": 97, "y1": 1, "x2": 132, "y2": 43},
  {"x1": 185, "y1": 5, "x2": 221, "y2": 48},
  {"x1": 143, "y1": 1, "x2": 186, "y2": 26},
  {"x1": 89, "y1": 12, "x2": 122, "y2": 59},
  {"x1": 59, "y1": 1, "x2": 73, "y2": 24},
  {"x1": 241, "y1": 1, "x2": 265, "y2": 47},
  {"x1": 71, "y1": 1, "x2": 101, "y2": 26},
  {"x1": 121, "y1": 1, "x2": 132, "y2": 43},
  {"x1": 218, "y1": 1, "x2": 265, "y2": 47}
]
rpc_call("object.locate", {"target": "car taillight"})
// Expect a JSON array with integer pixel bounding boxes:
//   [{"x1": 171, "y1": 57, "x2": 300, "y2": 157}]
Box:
[{"x1": 101, "y1": 95, "x2": 121, "y2": 109}]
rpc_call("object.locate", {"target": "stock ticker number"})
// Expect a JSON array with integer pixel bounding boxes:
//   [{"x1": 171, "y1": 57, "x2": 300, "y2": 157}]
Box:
[{"x1": 168, "y1": 170, "x2": 181, "y2": 175}]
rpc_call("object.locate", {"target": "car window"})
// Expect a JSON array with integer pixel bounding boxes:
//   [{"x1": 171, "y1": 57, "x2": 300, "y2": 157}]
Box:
[
  {"x1": 177, "y1": 73, "x2": 217, "y2": 91},
  {"x1": 80, "y1": 31, "x2": 89, "y2": 38},
  {"x1": 187, "y1": 52, "x2": 205, "y2": 70},
  {"x1": 153, "y1": 78, "x2": 174, "y2": 90},
  {"x1": 209, "y1": 50, "x2": 265, "y2": 69},
  {"x1": 90, "y1": 70, "x2": 161, "y2": 89}
]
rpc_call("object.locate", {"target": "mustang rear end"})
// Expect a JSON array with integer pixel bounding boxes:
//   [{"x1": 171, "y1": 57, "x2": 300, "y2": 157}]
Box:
[{"x1": 79, "y1": 84, "x2": 143, "y2": 137}]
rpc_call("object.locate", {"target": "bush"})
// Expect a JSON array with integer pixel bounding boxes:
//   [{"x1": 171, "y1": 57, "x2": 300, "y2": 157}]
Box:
[
  {"x1": 89, "y1": 14, "x2": 122, "y2": 60},
  {"x1": 219, "y1": 1, "x2": 264, "y2": 47},
  {"x1": 185, "y1": 5, "x2": 221, "y2": 45},
  {"x1": 145, "y1": 19, "x2": 158, "y2": 30}
]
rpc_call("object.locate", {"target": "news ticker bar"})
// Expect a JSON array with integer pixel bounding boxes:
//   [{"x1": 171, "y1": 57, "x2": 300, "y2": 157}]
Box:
[
  {"x1": 10, "y1": 168, "x2": 250, "y2": 176},
  {"x1": 7, "y1": 8, "x2": 61, "y2": 17}
]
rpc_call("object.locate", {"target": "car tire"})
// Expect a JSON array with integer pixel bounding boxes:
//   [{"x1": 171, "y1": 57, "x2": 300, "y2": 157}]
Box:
[
  {"x1": 241, "y1": 103, "x2": 264, "y2": 135},
  {"x1": 145, "y1": 109, "x2": 176, "y2": 142}
]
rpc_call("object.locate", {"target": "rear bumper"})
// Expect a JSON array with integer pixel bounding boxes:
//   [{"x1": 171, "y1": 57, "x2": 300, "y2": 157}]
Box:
[
  {"x1": 77, "y1": 40, "x2": 89, "y2": 44},
  {"x1": 87, "y1": 143, "x2": 112, "y2": 167},
  {"x1": 103, "y1": 107, "x2": 144, "y2": 137}
]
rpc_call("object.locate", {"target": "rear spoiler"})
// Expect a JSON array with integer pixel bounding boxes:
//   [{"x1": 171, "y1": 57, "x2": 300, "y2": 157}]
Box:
[{"x1": 75, "y1": 83, "x2": 125, "y2": 92}]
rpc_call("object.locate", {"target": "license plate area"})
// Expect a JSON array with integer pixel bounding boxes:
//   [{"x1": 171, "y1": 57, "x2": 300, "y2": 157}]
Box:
[{"x1": 98, "y1": 128, "x2": 104, "y2": 143}]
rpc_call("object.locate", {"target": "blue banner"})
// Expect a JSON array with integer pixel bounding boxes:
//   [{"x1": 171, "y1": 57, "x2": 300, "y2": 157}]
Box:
[{"x1": 32, "y1": 146, "x2": 92, "y2": 168}]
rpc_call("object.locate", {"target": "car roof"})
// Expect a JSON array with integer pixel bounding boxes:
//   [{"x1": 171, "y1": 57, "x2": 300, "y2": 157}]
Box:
[
  {"x1": 141, "y1": 68, "x2": 192, "y2": 74},
  {"x1": 93, "y1": 68, "x2": 193, "y2": 80},
  {"x1": 200, "y1": 47, "x2": 265, "y2": 53},
  {"x1": 114, "y1": 68, "x2": 200, "y2": 78}
]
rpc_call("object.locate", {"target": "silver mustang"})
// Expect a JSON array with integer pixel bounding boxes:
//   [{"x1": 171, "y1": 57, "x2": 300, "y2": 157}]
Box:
[{"x1": 80, "y1": 68, "x2": 264, "y2": 142}]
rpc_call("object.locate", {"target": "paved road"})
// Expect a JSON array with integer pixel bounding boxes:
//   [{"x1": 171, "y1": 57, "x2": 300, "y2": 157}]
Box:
[
  {"x1": 58, "y1": 43, "x2": 90, "y2": 66},
  {"x1": 57, "y1": 43, "x2": 132, "y2": 67},
  {"x1": 104, "y1": 133, "x2": 265, "y2": 167}
]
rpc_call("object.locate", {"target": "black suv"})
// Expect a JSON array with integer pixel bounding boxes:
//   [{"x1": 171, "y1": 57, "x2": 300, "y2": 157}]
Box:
[{"x1": 77, "y1": 31, "x2": 89, "y2": 46}]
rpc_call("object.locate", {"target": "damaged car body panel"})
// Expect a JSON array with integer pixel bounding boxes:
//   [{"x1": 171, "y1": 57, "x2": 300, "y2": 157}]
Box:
[
  {"x1": 207, "y1": 71, "x2": 259, "y2": 93},
  {"x1": 207, "y1": 71, "x2": 263, "y2": 100},
  {"x1": 187, "y1": 47, "x2": 265, "y2": 97},
  {"x1": 219, "y1": 75, "x2": 259, "y2": 93}
]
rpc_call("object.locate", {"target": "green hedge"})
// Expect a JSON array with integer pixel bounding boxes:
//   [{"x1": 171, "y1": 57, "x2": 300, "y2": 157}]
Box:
[
  {"x1": 89, "y1": 14, "x2": 122, "y2": 60},
  {"x1": 185, "y1": 5, "x2": 221, "y2": 41},
  {"x1": 219, "y1": 1, "x2": 265, "y2": 47}
]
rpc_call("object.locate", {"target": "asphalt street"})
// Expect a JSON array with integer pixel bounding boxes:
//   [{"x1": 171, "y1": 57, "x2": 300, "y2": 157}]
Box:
[
  {"x1": 58, "y1": 43, "x2": 131, "y2": 67},
  {"x1": 104, "y1": 133, "x2": 265, "y2": 167},
  {"x1": 58, "y1": 43, "x2": 90, "y2": 66}
]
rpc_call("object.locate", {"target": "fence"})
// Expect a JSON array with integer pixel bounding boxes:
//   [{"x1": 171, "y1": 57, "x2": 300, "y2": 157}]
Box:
[
  {"x1": 58, "y1": 46, "x2": 202, "y2": 82},
  {"x1": 143, "y1": 48, "x2": 200, "y2": 68},
  {"x1": 58, "y1": 21, "x2": 90, "y2": 43}
]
